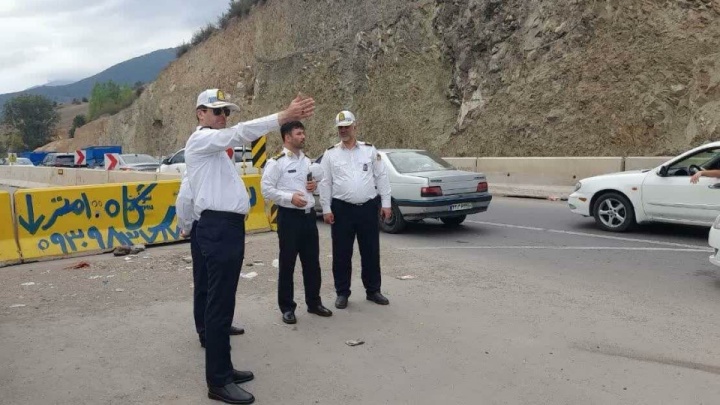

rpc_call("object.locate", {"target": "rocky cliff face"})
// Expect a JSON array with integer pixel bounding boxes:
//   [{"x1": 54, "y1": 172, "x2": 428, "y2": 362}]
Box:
[{"x1": 69, "y1": 0, "x2": 720, "y2": 158}]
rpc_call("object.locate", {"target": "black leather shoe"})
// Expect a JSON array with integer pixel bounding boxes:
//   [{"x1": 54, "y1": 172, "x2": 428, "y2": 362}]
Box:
[
  {"x1": 366, "y1": 292, "x2": 389, "y2": 305},
  {"x1": 335, "y1": 296, "x2": 348, "y2": 309},
  {"x1": 282, "y1": 311, "x2": 297, "y2": 324},
  {"x1": 230, "y1": 326, "x2": 245, "y2": 335},
  {"x1": 207, "y1": 382, "x2": 255, "y2": 404},
  {"x1": 307, "y1": 304, "x2": 333, "y2": 317},
  {"x1": 232, "y1": 370, "x2": 254, "y2": 384}
]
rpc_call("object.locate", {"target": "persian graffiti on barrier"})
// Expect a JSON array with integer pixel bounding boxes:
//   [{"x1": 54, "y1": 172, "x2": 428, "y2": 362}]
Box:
[{"x1": 13, "y1": 180, "x2": 259, "y2": 259}]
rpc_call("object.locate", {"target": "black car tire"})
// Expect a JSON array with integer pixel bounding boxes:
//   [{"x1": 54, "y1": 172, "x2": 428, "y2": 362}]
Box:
[
  {"x1": 379, "y1": 201, "x2": 406, "y2": 234},
  {"x1": 592, "y1": 192, "x2": 635, "y2": 232},
  {"x1": 440, "y1": 215, "x2": 467, "y2": 227}
]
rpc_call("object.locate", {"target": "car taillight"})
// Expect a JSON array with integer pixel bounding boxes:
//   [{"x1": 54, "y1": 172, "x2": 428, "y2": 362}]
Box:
[
  {"x1": 477, "y1": 182, "x2": 488, "y2": 192},
  {"x1": 421, "y1": 186, "x2": 443, "y2": 197}
]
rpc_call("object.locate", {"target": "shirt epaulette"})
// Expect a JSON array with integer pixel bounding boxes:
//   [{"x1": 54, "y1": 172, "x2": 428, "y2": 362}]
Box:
[
  {"x1": 326, "y1": 145, "x2": 336, "y2": 151},
  {"x1": 272, "y1": 152, "x2": 286, "y2": 160},
  {"x1": 362, "y1": 141, "x2": 373, "y2": 147}
]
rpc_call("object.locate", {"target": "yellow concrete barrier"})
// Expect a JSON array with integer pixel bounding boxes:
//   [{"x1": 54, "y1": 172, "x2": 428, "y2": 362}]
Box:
[
  {"x1": 12, "y1": 176, "x2": 271, "y2": 260},
  {"x1": 0, "y1": 191, "x2": 21, "y2": 266},
  {"x1": 14, "y1": 181, "x2": 184, "y2": 260},
  {"x1": 243, "y1": 174, "x2": 271, "y2": 233}
]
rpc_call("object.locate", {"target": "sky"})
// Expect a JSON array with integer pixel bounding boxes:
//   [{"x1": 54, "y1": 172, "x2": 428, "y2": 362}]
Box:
[{"x1": 0, "y1": 0, "x2": 228, "y2": 94}]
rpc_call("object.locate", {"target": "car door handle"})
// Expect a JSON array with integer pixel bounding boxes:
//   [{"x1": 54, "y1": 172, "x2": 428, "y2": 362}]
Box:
[{"x1": 709, "y1": 183, "x2": 720, "y2": 189}]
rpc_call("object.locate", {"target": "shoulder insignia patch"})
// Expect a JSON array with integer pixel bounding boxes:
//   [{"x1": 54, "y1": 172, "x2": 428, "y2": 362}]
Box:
[
  {"x1": 272, "y1": 152, "x2": 286, "y2": 160},
  {"x1": 326, "y1": 145, "x2": 336, "y2": 151},
  {"x1": 362, "y1": 141, "x2": 373, "y2": 147}
]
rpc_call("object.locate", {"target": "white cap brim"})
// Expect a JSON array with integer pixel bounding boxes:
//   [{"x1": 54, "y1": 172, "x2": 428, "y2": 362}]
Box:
[
  {"x1": 336, "y1": 120, "x2": 354, "y2": 127},
  {"x1": 199, "y1": 101, "x2": 240, "y2": 111}
]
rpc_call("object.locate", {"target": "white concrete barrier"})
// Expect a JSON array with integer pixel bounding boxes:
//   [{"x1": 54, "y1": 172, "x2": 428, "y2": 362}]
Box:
[
  {"x1": 624, "y1": 157, "x2": 673, "y2": 171},
  {"x1": 476, "y1": 157, "x2": 624, "y2": 186},
  {"x1": 107, "y1": 171, "x2": 157, "y2": 183},
  {"x1": 442, "y1": 157, "x2": 477, "y2": 172}
]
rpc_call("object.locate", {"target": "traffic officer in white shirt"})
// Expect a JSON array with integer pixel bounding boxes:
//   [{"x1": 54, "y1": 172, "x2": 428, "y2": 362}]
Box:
[
  {"x1": 261, "y1": 121, "x2": 333, "y2": 324},
  {"x1": 318, "y1": 110, "x2": 392, "y2": 310},
  {"x1": 176, "y1": 173, "x2": 244, "y2": 350},
  {"x1": 185, "y1": 88, "x2": 314, "y2": 405}
]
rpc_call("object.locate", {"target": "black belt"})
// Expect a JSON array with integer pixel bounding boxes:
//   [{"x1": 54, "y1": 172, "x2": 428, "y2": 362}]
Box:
[
  {"x1": 200, "y1": 210, "x2": 245, "y2": 220},
  {"x1": 332, "y1": 197, "x2": 377, "y2": 207},
  {"x1": 278, "y1": 206, "x2": 313, "y2": 215}
]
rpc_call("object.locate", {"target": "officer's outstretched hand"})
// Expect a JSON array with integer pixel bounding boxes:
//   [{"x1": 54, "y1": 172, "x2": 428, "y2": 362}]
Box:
[
  {"x1": 180, "y1": 230, "x2": 190, "y2": 239},
  {"x1": 291, "y1": 192, "x2": 307, "y2": 207},
  {"x1": 380, "y1": 207, "x2": 392, "y2": 220},
  {"x1": 279, "y1": 94, "x2": 315, "y2": 124},
  {"x1": 306, "y1": 180, "x2": 317, "y2": 192},
  {"x1": 324, "y1": 213, "x2": 335, "y2": 224}
]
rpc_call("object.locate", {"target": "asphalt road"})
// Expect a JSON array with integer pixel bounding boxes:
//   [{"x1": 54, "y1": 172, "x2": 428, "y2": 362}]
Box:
[{"x1": 2, "y1": 196, "x2": 719, "y2": 405}]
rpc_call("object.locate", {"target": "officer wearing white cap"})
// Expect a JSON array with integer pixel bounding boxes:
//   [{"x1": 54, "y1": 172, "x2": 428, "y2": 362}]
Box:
[
  {"x1": 318, "y1": 110, "x2": 392, "y2": 310},
  {"x1": 261, "y1": 121, "x2": 333, "y2": 325},
  {"x1": 185, "y1": 88, "x2": 314, "y2": 404}
]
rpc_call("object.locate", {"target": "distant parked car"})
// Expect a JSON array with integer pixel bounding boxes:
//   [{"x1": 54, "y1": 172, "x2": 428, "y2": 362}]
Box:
[
  {"x1": 158, "y1": 146, "x2": 257, "y2": 175},
  {"x1": 569, "y1": 141, "x2": 720, "y2": 232},
  {"x1": 311, "y1": 149, "x2": 492, "y2": 233},
  {"x1": 39, "y1": 153, "x2": 76, "y2": 168},
  {"x1": 117, "y1": 153, "x2": 160, "y2": 172},
  {"x1": 0, "y1": 157, "x2": 33, "y2": 166}
]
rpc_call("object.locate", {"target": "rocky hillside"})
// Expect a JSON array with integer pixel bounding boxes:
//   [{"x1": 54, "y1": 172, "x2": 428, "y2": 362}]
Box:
[{"x1": 69, "y1": 0, "x2": 720, "y2": 158}]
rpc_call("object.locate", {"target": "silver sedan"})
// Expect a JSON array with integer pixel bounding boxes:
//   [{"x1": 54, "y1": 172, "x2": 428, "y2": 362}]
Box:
[{"x1": 312, "y1": 149, "x2": 492, "y2": 233}]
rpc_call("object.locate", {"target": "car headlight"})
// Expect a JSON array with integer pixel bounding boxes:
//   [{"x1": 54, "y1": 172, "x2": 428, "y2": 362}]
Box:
[
  {"x1": 574, "y1": 181, "x2": 582, "y2": 192},
  {"x1": 714, "y1": 215, "x2": 720, "y2": 229}
]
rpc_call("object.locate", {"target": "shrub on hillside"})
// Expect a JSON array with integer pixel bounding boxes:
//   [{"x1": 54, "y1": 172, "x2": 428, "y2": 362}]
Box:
[
  {"x1": 176, "y1": 42, "x2": 191, "y2": 57},
  {"x1": 191, "y1": 24, "x2": 217, "y2": 46}
]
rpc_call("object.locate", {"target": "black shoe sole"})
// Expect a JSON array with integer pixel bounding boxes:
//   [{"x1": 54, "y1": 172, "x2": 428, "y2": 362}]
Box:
[
  {"x1": 233, "y1": 374, "x2": 254, "y2": 384},
  {"x1": 366, "y1": 298, "x2": 389, "y2": 305},
  {"x1": 208, "y1": 392, "x2": 255, "y2": 404},
  {"x1": 282, "y1": 317, "x2": 297, "y2": 324},
  {"x1": 307, "y1": 310, "x2": 333, "y2": 317}
]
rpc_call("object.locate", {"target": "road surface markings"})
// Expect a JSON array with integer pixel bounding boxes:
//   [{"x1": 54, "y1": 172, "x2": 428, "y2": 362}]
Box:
[{"x1": 466, "y1": 220, "x2": 710, "y2": 250}]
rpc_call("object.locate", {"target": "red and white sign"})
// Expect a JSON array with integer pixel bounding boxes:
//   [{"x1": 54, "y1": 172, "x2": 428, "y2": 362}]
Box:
[
  {"x1": 104, "y1": 153, "x2": 120, "y2": 170},
  {"x1": 74, "y1": 149, "x2": 86, "y2": 166}
]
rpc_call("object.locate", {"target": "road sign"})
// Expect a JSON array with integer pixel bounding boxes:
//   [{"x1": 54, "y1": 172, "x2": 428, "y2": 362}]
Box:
[
  {"x1": 104, "y1": 153, "x2": 120, "y2": 170},
  {"x1": 74, "y1": 150, "x2": 86, "y2": 166},
  {"x1": 7, "y1": 153, "x2": 17, "y2": 164}
]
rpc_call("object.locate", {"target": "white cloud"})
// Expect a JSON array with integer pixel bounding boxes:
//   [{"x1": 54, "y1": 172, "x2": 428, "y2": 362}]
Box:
[{"x1": 0, "y1": 0, "x2": 229, "y2": 93}]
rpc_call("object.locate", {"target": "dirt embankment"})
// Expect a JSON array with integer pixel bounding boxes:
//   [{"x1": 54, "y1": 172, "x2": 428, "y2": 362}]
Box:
[{"x1": 67, "y1": 0, "x2": 720, "y2": 158}]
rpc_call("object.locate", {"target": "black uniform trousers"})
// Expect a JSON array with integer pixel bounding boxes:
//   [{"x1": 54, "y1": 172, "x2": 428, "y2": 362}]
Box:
[
  {"x1": 190, "y1": 220, "x2": 208, "y2": 341},
  {"x1": 195, "y1": 210, "x2": 245, "y2": 387},
  {"x1": 277, "y1": 206, "x2": 322, "y2": 313},
  {"x1": 330, "y1": 196, "x2": 382, "y2": 298}
]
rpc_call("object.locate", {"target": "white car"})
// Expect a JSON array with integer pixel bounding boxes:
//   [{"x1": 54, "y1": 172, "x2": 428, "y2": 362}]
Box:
[
  {"x1": 158, "y1": 146, "x2": 258, "y2": 175},
  {"x1": 569, "y1": 141, "x2": 720, "y2": 232}
]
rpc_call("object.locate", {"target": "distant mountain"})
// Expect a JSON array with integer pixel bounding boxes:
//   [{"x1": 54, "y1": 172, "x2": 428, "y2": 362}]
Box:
[{"x1": 0, "y1": 47, "x2": 178, "y2": 109}]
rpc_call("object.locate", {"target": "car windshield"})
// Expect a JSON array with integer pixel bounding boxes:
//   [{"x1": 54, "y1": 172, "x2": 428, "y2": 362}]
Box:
[
  {"x1": 56, "y1": 155, "x2": 74, "y2": 164},
  {"x1": 122, "y1": 154, "x2": 157, "y2": 164},
  {"x1": 386, "y1": 151, "x2": 454, "y2": 173}
]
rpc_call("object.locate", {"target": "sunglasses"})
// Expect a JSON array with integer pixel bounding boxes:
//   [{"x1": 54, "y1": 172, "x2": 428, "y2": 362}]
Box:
[{"x1": 200, "y1": 107, "x2": 231, "y2": 117}]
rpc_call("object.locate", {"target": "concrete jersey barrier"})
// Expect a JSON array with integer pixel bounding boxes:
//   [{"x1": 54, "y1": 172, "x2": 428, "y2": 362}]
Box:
[{"x1": 0, "y1": 191, "x2": 21, "y2": 266}]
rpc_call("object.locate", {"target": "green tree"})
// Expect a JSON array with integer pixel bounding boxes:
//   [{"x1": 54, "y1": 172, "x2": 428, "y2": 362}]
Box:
[
  {"x1": 2, "y1": 94, "x2": 59, "y2": 150},
  {"x1": 88, "y1": 81, "x2": 136, "y2": 120}
]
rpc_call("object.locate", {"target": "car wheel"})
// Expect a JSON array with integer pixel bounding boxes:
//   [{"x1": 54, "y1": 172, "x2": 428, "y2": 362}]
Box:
[
  {"x1": 440, "y1": 215, "x2": 467, "y2": 227},
  {"x1": 379, "y1": 201, "x2": 406, "y2": 234},
  {"x1": 592, "y1": 192, "x2": 635, "y2": 232}
]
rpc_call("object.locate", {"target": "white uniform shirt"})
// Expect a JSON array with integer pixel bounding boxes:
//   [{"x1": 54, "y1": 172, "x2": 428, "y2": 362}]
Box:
[
  {"x1": 185, "y1": 114, "x2": 279, "y2": 218},
  {"x1": 261, "y1": 148, "x2": 314, "y2": 212},
  {"x1": 175, "y1": 172, "x2": 198, "y2": 234},
  {"x1": 318, "y1": 141, "x2": 391, "y2": 214}
]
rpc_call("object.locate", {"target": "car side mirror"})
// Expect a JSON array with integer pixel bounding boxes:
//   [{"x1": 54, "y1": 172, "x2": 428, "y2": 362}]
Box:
[
  {"x1": 658, "y1": 166, "x2": 668, "y2": 177},
  {"x1": 162, "y1": 158, "x2": 170, "y2": 165}
]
